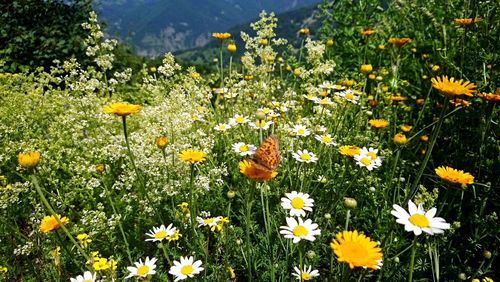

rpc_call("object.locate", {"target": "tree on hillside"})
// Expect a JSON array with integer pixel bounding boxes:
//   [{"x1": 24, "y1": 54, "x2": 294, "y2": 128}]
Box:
[{"x1": 0, "y1": 0, "x2": 93, "y2": 72}]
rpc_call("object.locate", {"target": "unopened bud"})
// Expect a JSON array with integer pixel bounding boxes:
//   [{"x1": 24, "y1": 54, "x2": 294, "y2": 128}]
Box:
[
  {"x1": 227, "y1": 190, "x2": 236, "y2": 199},
  {"x1": 344, "y1": 197, "x2": 357, "y2": 209}
]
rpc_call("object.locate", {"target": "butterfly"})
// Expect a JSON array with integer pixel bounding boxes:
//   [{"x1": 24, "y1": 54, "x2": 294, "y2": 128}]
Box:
[{"x1": 248, "y1": 135, "x2": 281, "y2": 172}]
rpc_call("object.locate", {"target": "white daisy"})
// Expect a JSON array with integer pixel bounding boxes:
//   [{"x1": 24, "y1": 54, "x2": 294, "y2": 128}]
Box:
[
  {"x1": 169, "y1": 256, "x2": 204, "y2": 281},
  {"x1": 318, "y1": 81, "x2": 335, "y2": 90},
  {"x1": 292, "y1": 125, "x2": 311, "y2": 137},
  {"x1": 231, "y1": 142, "x2": 257, "y2": 156},
  {"x1": 248, "y1": 120, "x2": 273, "y2": 130},
  {"x1": 214, "y1": 123, "x2": 231, "y2": 132},
  {"x1": 228, "y1": 114, "x2": 249, "y2": 125},
  {"x1": 197, "y1": 216, "x2": 220, "y2": 228},
  {"x1": 315, "y1": 97, "x2": 334, "y2": 106},
  {"x1": 224, "y1": 91, "x2": 238, "y2": 99},
  {"x1": 314, "y1": 134, "x2": 337, "y2": 146},
  {"x1": 292, "y1": 265, "x2": 320, "y2": 281},
  {"x1": 213, "y1": 87, "x2": 228, "y2": 94},
  {"x1": 303, "y1": 93, "x2": 318, "y2": 101},
  {"x1": 145, "y1": 224, "x2": 178, "y2": 242},
  {"x1": 70, "y1": 271, "x2": 96, "y2": 282},
  {"x1": 281, "y1": 191, "x2": 314, "y2": 217},
  {"x1": 391, "y1": 200, "x2": 450, "y2": 236},
  {"x1": 337, "y1": 89, "x2": 361, "y2": 104},
  {"x1": 313, "y1": 125, "x2": 327, "y2": 133},
  {"x1": 353, "y1": 147, "x2": 382, "y2": 170},
  {"x1": 125, "y1": 257, "x2": 157, "y2": 279},
  {"x1": 280, "y1": 217, "x2": 321, "y2": 243},
  {"x1": 292, "y1": 149, "x2": 318, "y2": 163}
]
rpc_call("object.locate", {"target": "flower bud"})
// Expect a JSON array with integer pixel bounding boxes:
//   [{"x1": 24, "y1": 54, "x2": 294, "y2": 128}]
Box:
[
  {"x1": 95, "y1": 163, "x2": 105, "y2": 173},
  {"x1": 324, "y1": 213, "x2": 331, "y2": 219},
  {"x1": 155, "y1": 136, "x2": 168, "y2": 149},
  {"x1": 326, "y1": 37, "x2": 334, "y2": 46},
  {"x1": 360, "y1": 64, "x2": 373, "y2": 74},
  {"x1": 344, "y1": 197, "x2": 357, "y2": 209},
  {"x1": 483, "y1": 250, "x2": 492, "y2": 259},
  {"x1": 306, "y1": 250, "x2": 316, "y2": 259},
  {"x1": 227, "y1": 190, "x2": 236, "y2": 199},
  {"x1": 227, "y1": 41, "x2": 237, "y2": 53},
  {"x1": 255, "y1": 110, "x2": 266, "y2": 121},
  {"x1": 458, "y1": 273, "x2": 467, "y2": 280}
]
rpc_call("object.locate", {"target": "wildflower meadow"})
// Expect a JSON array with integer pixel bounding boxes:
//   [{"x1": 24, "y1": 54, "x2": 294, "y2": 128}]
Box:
[{"x1": 0, "y1": 1, "x2": 499, "y2": 281}]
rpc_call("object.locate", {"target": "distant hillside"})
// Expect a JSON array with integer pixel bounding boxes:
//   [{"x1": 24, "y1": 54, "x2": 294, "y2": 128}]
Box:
[
  {"x1": 174, "y1": 5, "x2": 323, "y2": 64},
  {"x1": 94, "y1": 0, "x2": 322, "y2": 57}
]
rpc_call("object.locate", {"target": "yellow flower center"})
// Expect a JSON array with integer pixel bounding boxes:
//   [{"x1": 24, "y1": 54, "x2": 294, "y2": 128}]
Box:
[
  {"x1": 360, "y1": 157, "x2": 371, "y2": 166},
  {"x1": 300, "y1": 153, "x2": 311, "y2": 160},
  {"x1": 408, "y1": 214, "x2": 430, "y2": 227},
  {"x1": 301, "y1": 272, "x2": 311, "y2": 280},
  {"x1": 204, "y1": 218, "x2": 214, "y2": 225},
  {"x1": 367, "y1": 152, "x2": 377, "y2": 160},
  {"x1": 83, "y1": 280, "x2": 92, "y2": 282},
  {"x1": 340, "y1": 241, "x2": 369, "y2": 263},
  {"x1": 239, "y1": 144, "x2": 249, "y2": 152},
  {"x1": 181, "y1": 265, "x2": 193, "y2": 275},
  {"x1": 235, "y1": 116, "x2": 245, "y2": 123},
  {"x1": 154, "y1": 230, "x2": 167, "y2": 239},
  {"x1": 319, "y1": 99, "x2": 329, "y2": 104},
  {"x1": 321, "y1": 136, "x2": 332, "y2": 143},
  {"x1": 297, "y1": 128, "x2": 305, "y2": 135},
  {"x1": 137, "y1": 265, "x2": 150, "y2": 276},
  {"x1": 291, "y1": 197, "x2": 305, "y2": 209},
  {"x1": 346, "y1": 93, "x2": 354, "y2": 100},
  {"x1": 293, "y1": 225, "x2": 308, "y2": 237}
]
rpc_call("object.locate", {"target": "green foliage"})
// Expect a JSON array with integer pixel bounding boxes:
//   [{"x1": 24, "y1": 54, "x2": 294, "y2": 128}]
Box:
[{"x1": 0, "y1": 0, "x2": 93, "y2": 72}]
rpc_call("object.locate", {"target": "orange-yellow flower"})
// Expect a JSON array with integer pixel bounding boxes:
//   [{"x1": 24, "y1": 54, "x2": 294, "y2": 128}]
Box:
[
  {"x1": 453, "y1": 17, "x2": 482, "y2": 26},
  {"x1": 40, "y1": 214, "x2": 69, "y2": 233},
  {"x1": 388, "y1": 95, "x2": 409, "y2": 102},
  {"x1": 338, "y1": 145, "x2": 361, "y2": 157},
  {"x1": 400, "y1": 124, "x2": 412, "y2": 133},
  {"x1": 239, "y1": 160, "x2": 277, "y2": 181},
  {"x1": 18, "y1": 151, "x2": 41, "y2": 169},
  {"x1": 155, "y1": 136, "x2": 169, "y2": 149},
  {"x1": 431, "y1": 76, "x2": 476, "y2": 98},
  {"x1": 360, "y1": 64, "x2": 373, "y2": 74},
  {"x1": 339, "y1": 79, "x2": 355, "y2": 87},
  {"x1": 368, "y1": 119, "x2": 389, "y2": 128},
  {"x1": 212, "y1": 32, "x2": 231, "y2": 40},
  {"x1": 103, "y1": 102, "x2": 142, "y2": 116},
  {"x1": 393, "y1": 133, "x2": 408, "y2": 145},
  {"x1": 178, "y1": 149, "x2": 206, "y2": 165},
  {"x1": 330, "y1": 230, "x2": 383, "y2": 270},
  {"x1": 299, "y1": 27, "x2": 310, "y2": 35},
  {"x1": 388, "y1": 37, "x2": 412, "y2": 45},
  {"x1": 477, "y1": 92, "x2": 500, "y2": 102},
  {"x1": 435, "y1": 166, "x2": 474, "y2": 185},
  {"x1": 361, "y1": 28, "x2": 376, "y2": 36},
  {"x1": 449, "y1": 98, "x2": 472, "y2": 107}
]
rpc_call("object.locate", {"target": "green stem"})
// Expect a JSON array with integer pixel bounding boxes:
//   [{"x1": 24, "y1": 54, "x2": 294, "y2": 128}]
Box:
[
  {"x1": 219, "y1": 42, "x2": 224, "y2": 87},
  {"x1": 101, "y1": 177, "x2": 133, "y2": 264},
  {"x1": 345, "y1": 210, "x2": 351, "y2": 230},
  {"x1": 260, "y1": 184, "x2": 275, "y2": 281},
  {"x1": 408, "y1": 237, "x2": 418, "y2": 282},
  {"x1": 244, "y1": 183, "x2": 255, "y2": 281},
  {"x1": 160, "y1": 243, "x2": 173, "y2": 267},
  {"x1": 189, "y1": 165, "x2": 197, "y2": 235},
  {"x1": 31, "y1": 174, "x2": 90, "y2": 262}
]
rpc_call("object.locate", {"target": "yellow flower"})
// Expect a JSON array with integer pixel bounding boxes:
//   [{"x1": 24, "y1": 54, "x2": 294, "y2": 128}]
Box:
[
  {"x1": 420, "y1": 135, "x2": 429, "y2": 142},
  {"x1": 18, "y1": 150, "x2": 41, "y2": 169},
  {"x1": 393, "y1": 133, "x2": 408, "y2": 145},
  {"x1": 388, "y1": 95, "x2": 409, "y2": 102},
  {"x1": 40, "y1": 214, "x2": 69, "y2": 233},
  {"x1": 388, "y1": 37, "x2": 412, "y2": 45},
  {"x1": 435, "y1": 166, "x2": 474, "y2": 185},
  {"x1": 326, "y1": 37, "x2": 334, "y2": 46},
  {"x1": 155, "y1": 136, "x2": 169, "y2": 149},
  {"x1": 360, "y1": 64, "x2": 373, "y2": 74},
  {"x1": 178, "y1": 149, "x2": 206, "y2": 165},
  {"x1": 103, "y1": 102, "x2": 142, "y2": 116},
  {"x1": 477, "y1": 92, "x2": 500, "y2": 102},
  {"x1": 431, "y1": 76, "x2": 476, "y2": 98},
  {"x1": 400, "y1": 124, "x2": 412, "y2": 132},
  {"x1": 95, "y1": 163, "x2": 105, "y2": 173},
  {"x1": 361, "y1": 28, "x2": 376, "y2": 36},
  {"x1": 338, "y1": 145, "x2": 361, "y2": 157},
  {"x1": 212, "y1": 32, "x2": 231, "y2": 40},
  {"x1": 239, "y1": 160, "x2": 277, "y2": 181},
  {"x1": 93, "y1": 258, "x2": 111, "y2": 271},
  {"x1": 449, "y1": 98, "x2": 472, "y2": 107},
  {"x1": 378, "y1": 44, "x2": 385, "y2": 50},
  {"x1": 368, "y1": 119, "x2": 389, "y2": 128},
  {"x1": 77, "y1": 233, "x2": 92, "y2": 247},
  {"x1": 299, "y1": 27, "x2": 310, "y2": 35},
  {"x1": 454, "y1": 17, "x2": 482, "y2": 25},
  {"x1": 189, "y1": 71, "x2": 201, "y2": 79},
  {"x1": 330, "y1": 230, "x2": 383, "y2": 270},
  {"x1": 339, "y1": 79, "x2": 355, "y2": 86},
  {"x1": 0, "y1": 266, "x2": 7, "y2": 273},
  {"x1": 227, "y1": 41, "x2": 237, "y2": 53}
]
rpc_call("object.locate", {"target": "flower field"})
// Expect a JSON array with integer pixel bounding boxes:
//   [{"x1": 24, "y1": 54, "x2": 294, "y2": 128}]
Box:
[{"x1": 0, "y1": 1, "x2": 499, "y2": 281}]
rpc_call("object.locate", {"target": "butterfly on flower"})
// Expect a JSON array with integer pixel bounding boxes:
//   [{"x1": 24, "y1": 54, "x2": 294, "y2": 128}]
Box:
[{"x1": 239, "y1": 135, "x2": 280, "y2": 181}]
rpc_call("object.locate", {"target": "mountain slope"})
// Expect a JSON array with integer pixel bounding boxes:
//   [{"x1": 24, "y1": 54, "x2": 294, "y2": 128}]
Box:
[{"x1": 94, "y1": 0, "x2": 322, "y2": 56}]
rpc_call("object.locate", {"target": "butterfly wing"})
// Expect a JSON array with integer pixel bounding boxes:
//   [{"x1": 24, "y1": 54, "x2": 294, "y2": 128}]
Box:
[{"x1": 251, "y1": 135, "x2": 280, "y2": 171}]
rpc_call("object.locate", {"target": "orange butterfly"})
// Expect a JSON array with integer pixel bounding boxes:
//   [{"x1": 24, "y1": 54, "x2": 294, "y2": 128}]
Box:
[{"x1": 248, "y1": 135, "x2": 281, "y2": 172}]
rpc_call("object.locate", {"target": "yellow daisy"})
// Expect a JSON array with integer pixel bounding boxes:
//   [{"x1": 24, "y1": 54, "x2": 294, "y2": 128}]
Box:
[
  {"x1": 454, "y1": 17, "x2": 482, "y2": 26},
  {"x1": 368, "y1": 119, "x2": 390, "y2": 128},
  {"x1": 40, "y1": 214, "x2": 69, "y2": 233},
  {"x1": 330, "y1": 230, "x2": 383, "y2": 270},
  {"x1": 103, "y1": 102, "x2": 142, "y2": 116},
  {"x1": 338, "y1": 145, "x2": 361, "y2": 157},
  {"x1": 435, "y1": 166, "x2": 474, "y2": 185},
  {"x1": 178, "y1": 149, "x2": 206, "y2": 165},
  {"x1": 431, "y1": 76, "x2": 476, "y2": 98},
  {"x1": 18, "y1": 151, "x2": 41, "y2": 169}
]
